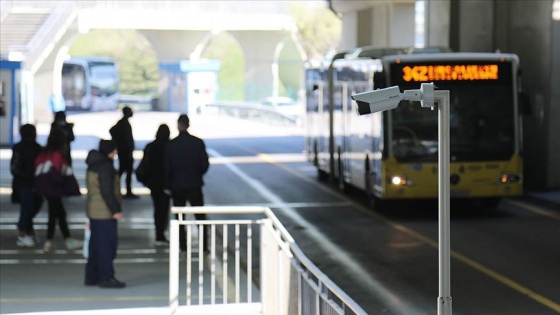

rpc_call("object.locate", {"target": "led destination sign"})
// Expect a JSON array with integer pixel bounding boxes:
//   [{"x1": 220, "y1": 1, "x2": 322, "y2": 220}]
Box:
[{"x1": 401, "y1": 64, "x2": 499, "y2": 82}]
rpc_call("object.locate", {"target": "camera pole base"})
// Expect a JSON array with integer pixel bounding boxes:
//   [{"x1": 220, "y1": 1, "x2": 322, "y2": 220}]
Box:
[{"x1": 437, "y1": 296, "x2": 452, "y2": 315}]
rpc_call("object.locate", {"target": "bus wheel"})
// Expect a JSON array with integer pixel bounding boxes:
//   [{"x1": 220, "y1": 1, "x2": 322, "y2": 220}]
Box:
[
  {"x1": 317, "y1": 168, "x2": 328, "y2": 181},
  {"x1": 365, "y1": 159, "x2": 383, "y2": 210},
  {"x1": 365, "y1": 168, "x2": 375, "y2": 208},
  {"x1": 338, "y1": 156, "x2": 347, "y2": 192},
  {"x1": 313, "y1": 141, "x2": 319, "y2": 166}
]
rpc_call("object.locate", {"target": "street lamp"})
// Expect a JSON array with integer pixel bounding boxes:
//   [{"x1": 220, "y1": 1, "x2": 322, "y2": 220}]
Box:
[{"x1": 351, "y1": 83, "x2": 452, "y2": 315}]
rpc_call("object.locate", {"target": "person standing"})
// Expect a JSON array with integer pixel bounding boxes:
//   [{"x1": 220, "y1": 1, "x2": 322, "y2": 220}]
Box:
[
  {"x1": 35, "y1": 128, "x2": 82, "y2": 252},
  {"x1": 11, "y1": 124, "x2": 43, "y2": 247},
  {"x1": 50, "y1": 111, "x2": 75, "y2": 166},
  {"x1": 110, "y1": 106, "x2": 138, "y2": 199},
  {"x1": 84, "y1": 139, "x2": 125, "y2": 288},
  {"x1": 164, "y1": 114, "x2": 210, "y2": 253},
  {"x1": 138, "y1": 124, "x2": 171, "y2": 245}
]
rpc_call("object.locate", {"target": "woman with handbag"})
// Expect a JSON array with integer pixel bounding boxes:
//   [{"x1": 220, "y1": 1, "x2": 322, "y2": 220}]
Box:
[{"x1": 35, "y1": 128, "x2": 82, "y2": 253}]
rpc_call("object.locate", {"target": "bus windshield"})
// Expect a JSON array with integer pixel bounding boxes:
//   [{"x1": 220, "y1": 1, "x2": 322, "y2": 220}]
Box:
[
  {"x1": 89, "y1": 63, "x2": 118, "y2": 96},
  {"x1": 389, "y1": 61, "x2": 515, "y2": 162}
]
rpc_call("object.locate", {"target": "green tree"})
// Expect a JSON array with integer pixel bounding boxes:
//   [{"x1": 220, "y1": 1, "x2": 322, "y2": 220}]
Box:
[
  {"x1": 288, "y1": 3, "x2": 341, "y2": 61},
  {"x1": 201, "y1": 32, "x2": 245, "y2": 101}
]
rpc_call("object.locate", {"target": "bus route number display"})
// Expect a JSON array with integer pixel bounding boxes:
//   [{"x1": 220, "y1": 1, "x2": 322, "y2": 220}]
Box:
[{"x1": 401, "y1": 64, "x2": 499, "y2": 82}]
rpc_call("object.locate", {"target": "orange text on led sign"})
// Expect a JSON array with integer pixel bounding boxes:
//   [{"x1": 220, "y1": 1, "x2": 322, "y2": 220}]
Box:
[{"x1": 402, "y1": 64, "x2": 499, "y2": 82}]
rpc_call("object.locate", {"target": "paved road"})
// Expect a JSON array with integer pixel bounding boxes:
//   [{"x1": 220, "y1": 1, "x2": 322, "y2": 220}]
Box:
[{"x1": 1, "y1": 111, "x2": 560, "y2": 315}]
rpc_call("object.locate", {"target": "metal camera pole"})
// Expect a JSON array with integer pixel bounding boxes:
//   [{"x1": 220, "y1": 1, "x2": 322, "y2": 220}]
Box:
[
  {"x1": 352, "y1": 84, "x2": 452, "y2": 314},
  {"x1": 435, "y1": 90, "x2": 452, "y2": 315}
]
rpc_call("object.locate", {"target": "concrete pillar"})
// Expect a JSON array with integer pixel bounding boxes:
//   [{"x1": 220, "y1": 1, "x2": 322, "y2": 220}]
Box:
[
  {"x1": 229, "y1": 30, "x2": 290, "y2": 101},
  {"x1": 139, "y1": 30, "x2": 209, "y2": 110},
  {"x1": 25, "y1": 21, "x2": 81, "y2": 125},
  {"x1": 425, "y1": 0, "x2": 560, "y2": 189},
  {"x1": 425, "y1": 0, "x2": 451, "y2": 48},
  {"x1": 550, "y1": 2, "x2": 560, "y2": 188},
  {"x1": 339, "y1": 11, "x2": 358, "y2": 50},
  {"x1": 139, "y1": 30, "x2": 208, "y2": 63},
  {"x1": 336, "y1": 1, "x2": 415, "y2": 50},
  {"x1": 501, "y1": 1, "x2": 559, "y2": 189}
]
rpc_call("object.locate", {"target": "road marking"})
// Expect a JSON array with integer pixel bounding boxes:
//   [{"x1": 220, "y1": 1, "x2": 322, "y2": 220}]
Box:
[
  {"x1": 260, "y1": 153, "x2": 560, "y2": 313},
  {"x1": 0, "y1": 295, "x2": 180, "y2": 304},
  {"x1": 505, "y1": 199, "x2": 560, "y2": 221},
  {"x1": 208, "y1": 149, "x2": 425, "y2": 315}
]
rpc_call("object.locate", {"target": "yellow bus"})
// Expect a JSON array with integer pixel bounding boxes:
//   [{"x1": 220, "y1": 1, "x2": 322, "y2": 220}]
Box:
[{"x1": 305, "y1": 48, "x2": 524, "y2": 209}]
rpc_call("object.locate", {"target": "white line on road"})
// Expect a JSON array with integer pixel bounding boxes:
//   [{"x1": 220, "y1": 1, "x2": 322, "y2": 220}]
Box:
[{"x1": 207, "y1": 148, "x2": 426, "y2": 315}]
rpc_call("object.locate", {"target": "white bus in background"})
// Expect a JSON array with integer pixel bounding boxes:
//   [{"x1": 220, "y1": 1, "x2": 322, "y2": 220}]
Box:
[{"x1": 62, "y1": 56, "x2": 120, "y2": 111}]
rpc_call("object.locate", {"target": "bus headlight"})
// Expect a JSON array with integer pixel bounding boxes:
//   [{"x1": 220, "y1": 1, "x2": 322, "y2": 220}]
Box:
[
  {"x1": 498, "y1": 173, "x2": 522, "y2": 184},
  {"x1": 391, "y1": 175, "x2": 412, "y2": 186}
]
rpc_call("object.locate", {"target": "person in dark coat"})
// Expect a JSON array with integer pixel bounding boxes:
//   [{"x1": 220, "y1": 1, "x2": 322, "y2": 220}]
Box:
[
  {"x1": 110, "y1": 106, "x2": 137, "y2": 199},
  {"x1": 50, "y1": 111, "x2": 75, "y2": 166},
  {"x1": 140, "y1": 124, "x2": 171, "y2": 245},
  {"x1": 11, "y1": 124, "x2": 43, "y2": 247},
  {"x1": 85, "y1": 139, "x2": 125, "y2": 288},
  {"x1": 164, "y1": 114, "x2": 210, "y2": 253}
]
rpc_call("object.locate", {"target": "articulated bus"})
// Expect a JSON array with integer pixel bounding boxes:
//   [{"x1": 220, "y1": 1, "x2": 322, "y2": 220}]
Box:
[
  {"x1": 305, "y1": 48, "x2": 524, "y2": 208},
  {"x1": 62, "y1": 56, "x2": 120, "y2": 111}
]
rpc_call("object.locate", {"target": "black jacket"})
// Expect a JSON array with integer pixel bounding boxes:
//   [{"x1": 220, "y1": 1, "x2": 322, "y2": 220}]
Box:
[
  {"x1": 109, "y1": 118, "x2": 134, "y2": 156},
  {"x1": 11, "y1": 140, "x2": 43, "y2": 189},
  {"x1": 164, "y1": 131, "x2": 209, "y2": 190},
  {"x1": 142, "y1": 138, "x2": 168, "y2": 190}
]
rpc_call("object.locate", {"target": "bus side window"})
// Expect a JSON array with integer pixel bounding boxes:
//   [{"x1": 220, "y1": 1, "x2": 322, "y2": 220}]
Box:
[{"x1": 373, "y1": 71, "x2": 385, "y2": 89}]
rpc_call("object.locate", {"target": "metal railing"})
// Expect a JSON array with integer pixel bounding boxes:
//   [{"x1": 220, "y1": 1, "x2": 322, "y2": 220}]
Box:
[{"x1": 169, "y1": 206, "x2": 367, "y2": 315}]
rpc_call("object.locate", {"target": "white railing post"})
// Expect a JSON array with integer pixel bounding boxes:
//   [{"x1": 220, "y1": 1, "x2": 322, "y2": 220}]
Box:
[{"x1": 169, "y1": 219, "x2": 179, "y2": 314}]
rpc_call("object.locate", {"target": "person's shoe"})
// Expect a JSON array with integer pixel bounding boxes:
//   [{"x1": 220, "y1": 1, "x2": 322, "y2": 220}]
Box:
[
  {"x1": 123, "y1": 193, "x2": 140, "y2": 199},
  {"x1": 17, "y1": 235, "x2": 36, "y2": 247},
  {"x1": 43, "y1": 240, "x2": 54, "y2": 253},
  {"x1": 65, "y1": 238, "x2": 83, "y2": 251},
  {"x1": 85, "y1": 280, "x2": 98, "y2": 286},
  {"x1": 98, "y1": 278, "x2": 126, "y2": 289}
]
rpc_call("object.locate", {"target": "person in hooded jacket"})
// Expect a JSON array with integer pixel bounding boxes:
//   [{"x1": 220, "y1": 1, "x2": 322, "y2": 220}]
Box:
[
  {"x1": 84, "y1": 139, "x2": 125, "y2": 288},
  {"x1": 139, "y1": 124, "x2": 171, "y2": 245}
]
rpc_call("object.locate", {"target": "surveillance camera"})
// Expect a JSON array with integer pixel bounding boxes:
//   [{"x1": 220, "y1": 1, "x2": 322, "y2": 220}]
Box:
[
  {"x1": 351, "y1": 86, "x2": 402, "y2": 115},
  {"x1": 420, "y1": 83, "x2": 434, "y2": 108}
]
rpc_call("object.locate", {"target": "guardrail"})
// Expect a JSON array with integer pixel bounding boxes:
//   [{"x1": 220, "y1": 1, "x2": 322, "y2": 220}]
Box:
[
  {"x1": 200, "y1": 102, "x2": 300, "y2": 125},
  {"x1": 169, "y1": 206, "x2": 367, "y2": 315}
]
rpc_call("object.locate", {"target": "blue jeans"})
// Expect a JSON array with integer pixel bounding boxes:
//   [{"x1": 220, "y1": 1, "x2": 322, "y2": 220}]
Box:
[
  {"x1": 85, "y1": 219, "x2": 118, "y2": 283},
  {"x1": 17, "y1": 188, "x2": 42, "y2": 233}
]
